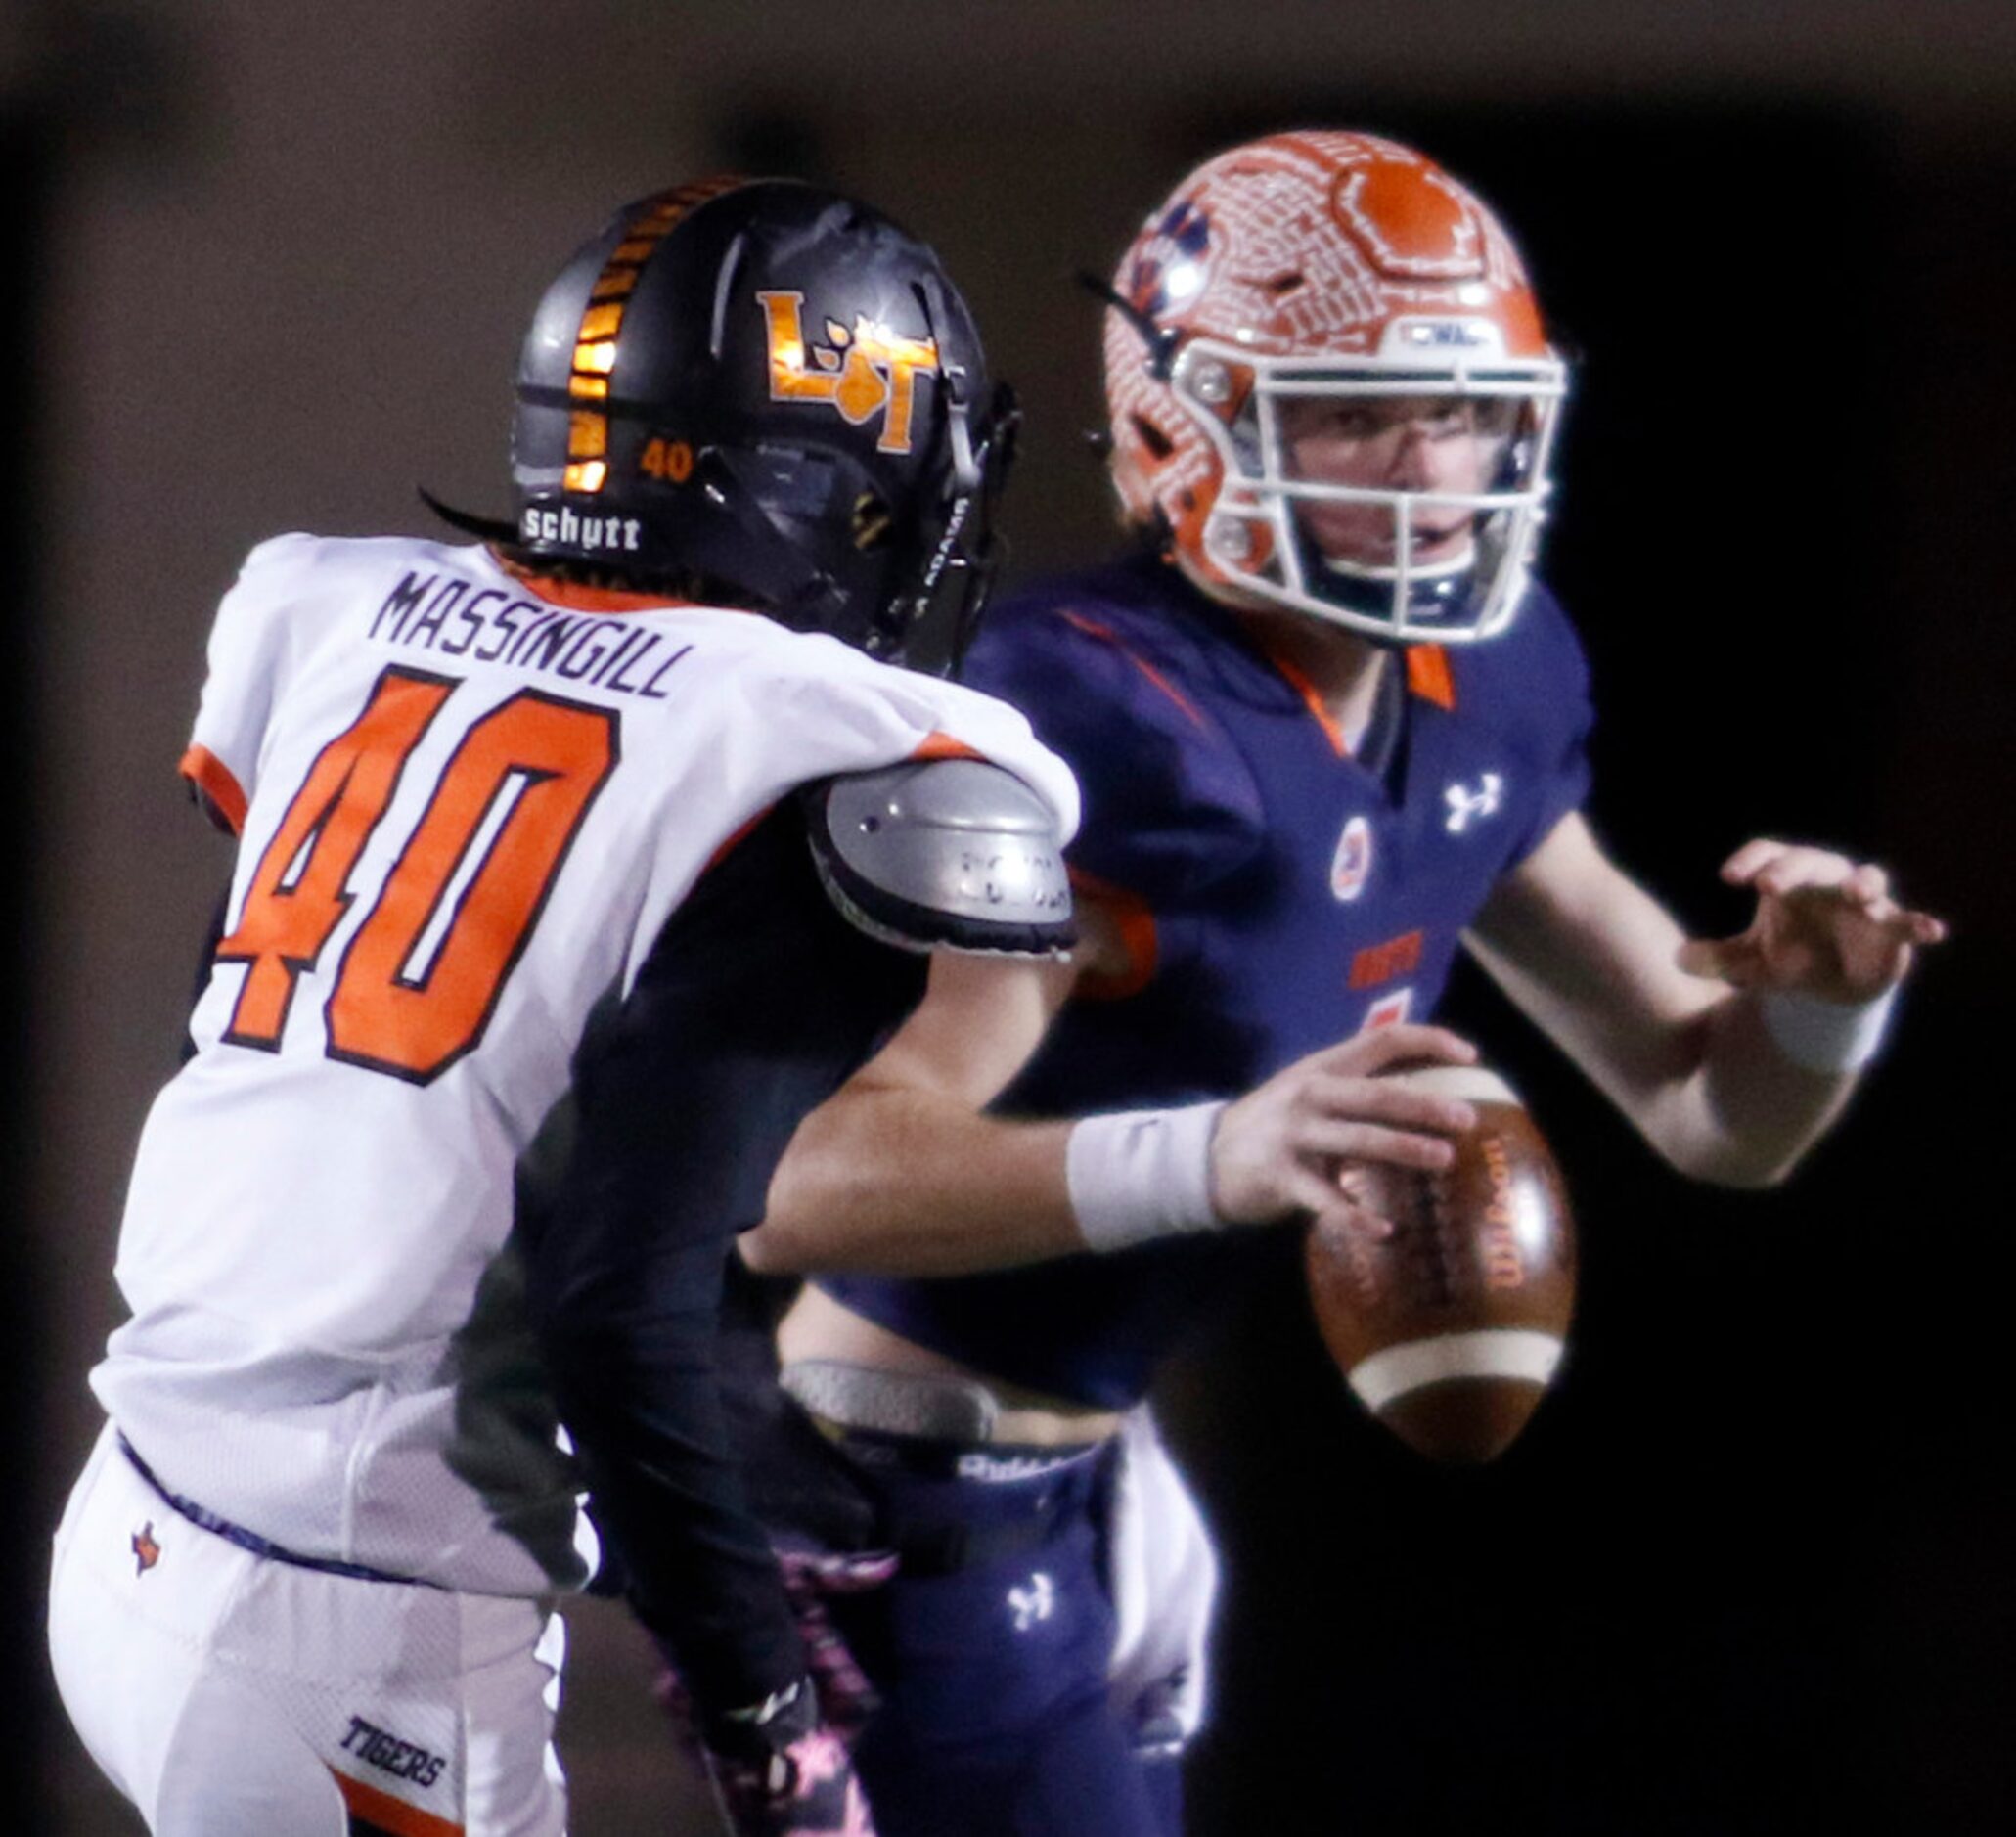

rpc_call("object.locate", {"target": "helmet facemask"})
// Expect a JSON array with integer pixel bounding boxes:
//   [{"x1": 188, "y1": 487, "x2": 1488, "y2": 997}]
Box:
[{"x1": 1175, "y1": 337, "x2": 1565, "y2": 645}]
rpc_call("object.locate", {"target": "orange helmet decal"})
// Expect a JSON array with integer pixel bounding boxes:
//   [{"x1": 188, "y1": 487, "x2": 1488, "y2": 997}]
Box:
[{"x1": 562, "y1": 176, "x2": 749, "y2": 494}]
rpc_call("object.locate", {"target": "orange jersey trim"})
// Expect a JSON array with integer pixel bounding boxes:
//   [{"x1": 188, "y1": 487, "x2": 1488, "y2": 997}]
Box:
[
  {"x1": 1068, "y1": 868, "x2": 1158, "y2": 1002},
  {"x1": 178, "y1": 743, "x2": 247, "y2": 835},
  {"x1": 329, "y1": 1768, "x2": 464, "y2": 1837},
  {"x1": 1245, "y1": 632, "x2": 1457, "y2": 753},
  {"x1": 704, "y1": 803, "x2": 776, "y2": 874},
  {"x1": 491, "y1": 548, "x2": 697, "y2": 615},
  {"x1": 1405, "y1": 644, "x2": 1457, "y2": 711},
  {"x1": 1246, "y1": 635, "x2": 1348, "y2": 759},
  {"x1": 912, "y1": 731, "x2": 988, "y2": 763},
  {"x1": 1058, "y1": 610, "x2": 1209, "y2": 733}
]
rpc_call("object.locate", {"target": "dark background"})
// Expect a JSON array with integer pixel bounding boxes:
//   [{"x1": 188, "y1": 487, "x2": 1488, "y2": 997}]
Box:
[
  {"x1": 2, "y1": 93, "x2": 51, "y2": 1831},
  {"x1": 7, "y1": 5, "x2": 2009, "y2": 1830}
]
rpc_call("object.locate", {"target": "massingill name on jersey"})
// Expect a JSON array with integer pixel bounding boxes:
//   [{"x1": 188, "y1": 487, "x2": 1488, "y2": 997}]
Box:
[{"x1": 370, "y1": 568, "x2": 691, "y2": 699}]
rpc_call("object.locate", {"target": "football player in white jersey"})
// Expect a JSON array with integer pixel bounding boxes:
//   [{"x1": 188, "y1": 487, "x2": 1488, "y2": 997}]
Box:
[{"x1": 47, "y1": 177, "x2": 1079, "y2": 1837}]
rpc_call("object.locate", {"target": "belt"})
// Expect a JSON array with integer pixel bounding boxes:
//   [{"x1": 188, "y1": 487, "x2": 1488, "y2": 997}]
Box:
[
  {"x1": 782, "y1": 1358, "x2": 1003, "y2": 1444},
  {"x1": 780, "y1": 1357, "x2": 1116, "y2": 1451},
  {"x1": 119, "y1": 1436, "x2": 439, "y2": 1590},
  {"x1": 777, "y1": 1364, "x2": 1110, "y2": 1578}
]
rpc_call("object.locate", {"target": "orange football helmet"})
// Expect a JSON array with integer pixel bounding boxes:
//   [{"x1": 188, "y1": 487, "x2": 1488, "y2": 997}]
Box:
[{"x1": 1104, "y1": 131, "x2": 1566, "y2": 645}]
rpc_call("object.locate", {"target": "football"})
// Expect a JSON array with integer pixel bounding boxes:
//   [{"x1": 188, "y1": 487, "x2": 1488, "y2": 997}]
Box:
[{"x1": 1304, "y1": 1065, "x2": 1576, "y2": 1462}]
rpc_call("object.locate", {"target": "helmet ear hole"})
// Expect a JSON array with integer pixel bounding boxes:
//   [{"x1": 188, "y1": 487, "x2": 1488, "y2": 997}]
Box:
[{"x1": 1131, "y1": 415, "x2": 1175, "y2": 464}]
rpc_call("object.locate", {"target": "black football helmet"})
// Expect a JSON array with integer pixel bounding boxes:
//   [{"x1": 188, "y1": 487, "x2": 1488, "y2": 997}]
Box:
[{"x1": 434, "y1": 177, "x2": 1013, "y2": 674}]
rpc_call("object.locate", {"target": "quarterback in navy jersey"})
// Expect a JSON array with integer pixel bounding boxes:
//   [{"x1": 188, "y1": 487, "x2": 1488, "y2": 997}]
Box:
[
  {"x1": 735, "y1": 132, "x2": 1947, "y2": 1837},
  {"x1": 809, "y1": 554, "x2": 1591, "y2": 1411}
]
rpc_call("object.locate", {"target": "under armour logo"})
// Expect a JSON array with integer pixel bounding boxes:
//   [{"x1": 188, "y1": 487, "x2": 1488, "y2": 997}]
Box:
[
  {"x1": 1008, "y1": 1571, "x2": 1054, "y2": 1632},
  {"x1": 1444, "y1": 773, "x2": 1503, "y2": 833},
  {"x1": 132, "y1": 1520, "x2": 161, "y2": 1576}
]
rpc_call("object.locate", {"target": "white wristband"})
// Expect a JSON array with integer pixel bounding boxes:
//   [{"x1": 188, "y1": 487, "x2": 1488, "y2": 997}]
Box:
[
  {"x1": 1065, "y1": 1102, "x2": 1229, "y2": 1254},
  {"x1": 1759, "y1": 984, "x2": 1898, "y2": 1074}
]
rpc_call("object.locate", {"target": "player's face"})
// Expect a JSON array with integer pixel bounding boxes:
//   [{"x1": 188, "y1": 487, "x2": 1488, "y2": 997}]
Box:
[{"x1": 1277, "y1": 394, "x2": 1513, "y2": 569}]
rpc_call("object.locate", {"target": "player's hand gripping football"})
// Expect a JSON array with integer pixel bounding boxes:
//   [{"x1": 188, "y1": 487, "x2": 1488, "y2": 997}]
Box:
[
  {"x1": 1209, "y1": 1022, "x2": 1480, "y2": 1242},
  {"x1": 1676, "y1": 839, "x2": 1948, "y2": 1001}
]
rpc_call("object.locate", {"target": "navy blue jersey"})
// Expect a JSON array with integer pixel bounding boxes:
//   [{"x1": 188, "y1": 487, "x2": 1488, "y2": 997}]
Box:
[{"x1": 819, "y1": 552, "x2": 1593, "y2": 1409}]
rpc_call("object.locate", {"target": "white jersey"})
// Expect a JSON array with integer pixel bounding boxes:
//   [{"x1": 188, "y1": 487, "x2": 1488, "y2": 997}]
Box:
[{"x1": 93, "y1": 532, "x2": 1078, "y2": 1597}]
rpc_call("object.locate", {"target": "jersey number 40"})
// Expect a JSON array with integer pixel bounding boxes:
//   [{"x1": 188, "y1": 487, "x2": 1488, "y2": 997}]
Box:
[{"x1": 216, "y1": 666, "x2": 619, "y2": 1084}]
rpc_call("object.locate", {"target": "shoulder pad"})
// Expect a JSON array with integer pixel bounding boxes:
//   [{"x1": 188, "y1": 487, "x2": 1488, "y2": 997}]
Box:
[{"x1": 805, "y1": 758, "x2": 1075, "y2": 956}]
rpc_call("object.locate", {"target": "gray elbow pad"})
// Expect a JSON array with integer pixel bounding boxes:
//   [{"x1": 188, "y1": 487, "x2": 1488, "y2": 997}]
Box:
[{"x1": 805, "y1": 758, "x2": 1075, "y2": 956}]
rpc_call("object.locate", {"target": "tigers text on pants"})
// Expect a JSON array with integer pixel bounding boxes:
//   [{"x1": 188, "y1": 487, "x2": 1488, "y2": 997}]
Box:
[{"x1": 48, "y1": 1422, "x2": 568, "y2": 1837}]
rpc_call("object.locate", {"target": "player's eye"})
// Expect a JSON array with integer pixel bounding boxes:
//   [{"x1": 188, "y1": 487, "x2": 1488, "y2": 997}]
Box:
[
  {"x1": 1476, "y1": 398, "x2": 1524, "y2": 439},
  {"x1": 1319, "y1": 405, "x2": 1383, "y2": 439},
  {"x1": 1419, "y1": 399, "x2": 1473, "y2": 436}
]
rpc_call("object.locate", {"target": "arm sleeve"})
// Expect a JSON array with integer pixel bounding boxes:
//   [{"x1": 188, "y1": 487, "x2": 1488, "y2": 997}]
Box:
[
  {"x1": 523, "y1": 802, "x2": 927, "y2": 1714},
  {"x1": 963, "y1": 604, "x2": 1265, "y2": 908}
]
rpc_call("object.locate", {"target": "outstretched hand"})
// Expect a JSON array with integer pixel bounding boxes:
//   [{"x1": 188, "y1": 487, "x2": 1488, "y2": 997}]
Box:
[
  {"x1": 1209, "y1": 1021, "x2": 1478, "y2": 1242},
  {"x1": 1676, "y1": 839, "x2": 1948, "y2": 1002}
]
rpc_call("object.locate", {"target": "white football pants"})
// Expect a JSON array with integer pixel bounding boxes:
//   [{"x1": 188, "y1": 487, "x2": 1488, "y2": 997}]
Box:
[{"x1": 48, "y1": 1422, "x2": 569, "y2": 1836}]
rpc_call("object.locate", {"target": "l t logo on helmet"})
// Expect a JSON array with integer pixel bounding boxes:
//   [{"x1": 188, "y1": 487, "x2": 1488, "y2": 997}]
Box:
[{"x1": 758, "y1": 291, "x2": 941, "y2": 454}]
